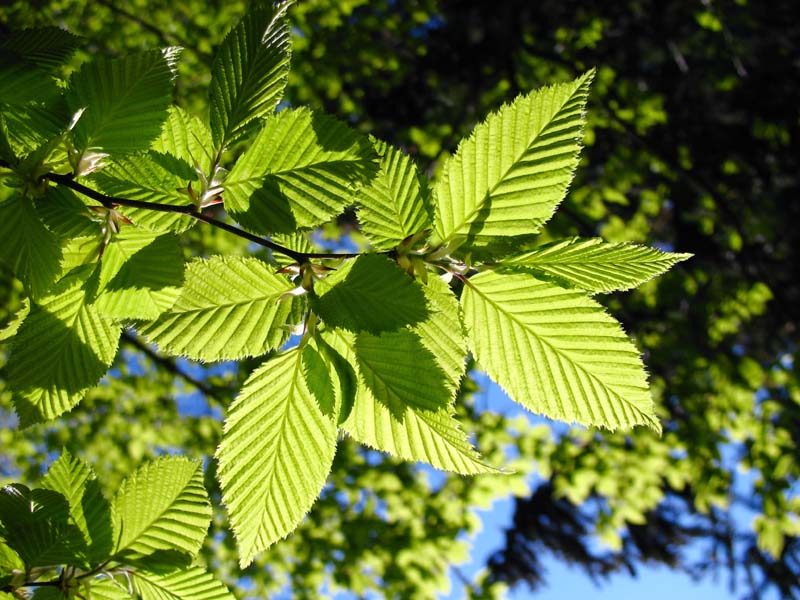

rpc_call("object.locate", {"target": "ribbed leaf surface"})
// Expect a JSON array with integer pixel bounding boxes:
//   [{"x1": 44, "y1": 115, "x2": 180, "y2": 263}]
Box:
[
  {"x1": 94, "y1": 230, "x2": 184, "y2": 320},
  {"x1": 111, "y1": 457, "x2": 210, "y2": 558},
  {"x1": 67, "y1": 49, "x2": 178, "y2": 155},
  {"x1": 92, "y1": 153, "x2": 196, "y2": 232},
  {"x1": 0, "y1": 193, "x2": 61, "y2": 299},
  {"x1": 433, "y1": 71, "x2": 593, "y2": 252},
  {"x1": 7, "y1": 268, "x2": 121, "y2": 426},
  {"x1": 461, "y1": 270, "x2": 659, "y2": 431},
  {"x1": 152, "y1": 106, "x2": 214, "y2": 173},
  {"x1": 224, "y1": 107, "x2": 378, "y2": 234},
  {"x1": 139, "y1": 256, "x2": 293, "y2": 361},
  {"x1": 135, "y1": 567, "x2": 236, "y2": 600},
  {"x1": 500, "y1": 237, "x2": 692, "y2": 293},
  {"x1": 40, "y1": 451, "x2": 113, "y2": 562},
  {"x1": 327, "y1": 331, "x2": 496, "y2": 475},
  {"x1": 357, "y1": 141, "x2": 432, "y2": 250},
  {"x1": 217, "y1": 348, "x2": 337, "y2": 567},
  {"x1": 87, "y1": 577, "x2": 133, "y2": 600},
  {"x1": 0, "y1": 27, "x2": 82, "y2": 71},
  {"x1": 0, "y1": 51, "x2": 60, "y2": 106},
  {"x1": 209, "y1": 2, "x2": 292, "y2": 149},
  {"x1": 313, "y1": 254, "x2": 428, "y2": 334},
  {"x1": 36, "y1": 186, "x2": 100, "y2": 240}
]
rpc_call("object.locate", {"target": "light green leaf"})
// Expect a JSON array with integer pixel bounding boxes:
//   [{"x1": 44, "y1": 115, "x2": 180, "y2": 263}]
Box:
[
  {"x1": 432, "y1": 71, "x2": 594, "y2": 253},
  {"x1": 314, "y1": 333, "x2": 357, "y2": 424},
  {"x1": 313, "y1": 253, "x2": 428, "y2": 334},
  {"x1": 134, "y1": 566, "x2": 236, "y2": 600},
  {"x1": 498, "y1": 237, "x2": 692, "y2": 293},
  {"x1": 40, "y1": 451, "x2": 113, "y2": 563},
  {"x1": 0, "y1": 298, "x2": 29, "y2": 343},
  {"x1": 152, "y1": 106, "x2": 214, "y2": 174},
  {"x1": 0, "y1": 192, "x2": 62, "y2": 299},
  {"x1": 92, "y1": 152, "x2": 196, "y2": 233},
  {"x1": 111, "y1": 457, "x2": 210, "y2": 558},
  {"x1": 93, "y1": 230, "x2": 184, "y2": 320},
  {"x1": 224, "y1": 107, "x2": 378, "y2": 234},
  {"x1": 0, "y1": 101, "x2": 67, "y2": 158},
  {"x1": 6, "y1": 267, "x2": 121, "y2": 426},
  {"x1": 327, "y1": 331, "x2": 497, "y2": 475},
  {"x1": 209, "y1": 2, "x2": 292, "y2": 150},
  {"x1": 302, "y1": 342, "x2": 336, "y2": 417},
  {"x1": 139, "y1": 256, "x2": 293, "y2": 361},
  {"x1": 461, "y1": 270, "x2": 660, "y2": 431},
  {"x1": 354, "y1": 329, "x2": 451, "y2": 417},
  {"x1": 356, "y1": 140, "x2": 432, "y2": 250},
  {"x1": 269, "y1": 231, "x2": 315, "y2": 269},
  {"x1": 86, "y1": 576, "x2": 134, "y2": 600},
  {"x1": 0, "y1": 484, "x2": 87, "y2": 568},
  {"x1": 0, "y1": 27, "x2": 82, "y2": 72},
  {"x1": 67, "y1": 49, "x2": 179, "y2": 156},
  {"x1": 0, "y1": 51, "x2": 60, "y2": 106},
  {"x1": 217, "y1": 348, "x2": 337, "y2": 567},
  {"x1": 36, "y1": 185, "x2": 100, "y2": 240}
]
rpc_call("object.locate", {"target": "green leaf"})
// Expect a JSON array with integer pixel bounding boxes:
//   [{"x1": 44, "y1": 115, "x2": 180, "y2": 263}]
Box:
[
  {"x1": 224, "y1": 107, "x2": 378, "y2": 234},
  {"x1": 36, "y1": 185, "x2": 100, "y2": 240},
  {"x1": 0, "y1": 50, "x2": 60, "y2": 106},
  {"x1": 209, "y1": 2, "x2": 292, "y2": 150},
  {"x1": 93, "y1": 230, "x2": 184, "y2": 320},
  {"x1": 432, "y1": 71, "x2": 594, "y2": 253},
  {"x1": 134, "y1": 566, "x2": 236, "y2": 600},
  {"x1": 6, "y1": 267, "x2": 121, "y2": 426},
  {"x1": 139, "y1": 256, "x2": 293, "y2": 361},
  {"x1": 67, "y1": 49, "x2": 179, "y2": 156},
  {"x1": 0, "y1": 27, "x2": 82, "y2": 71},
  {"x1": 354, "y1": 329, "x2": 451, "y2": 418},
  {"x1": 0, "y1": 484, "x2": 87, "y2": 568},
  {"x1": 356, "y1": 140, "x2": 432, "y2": 250},
  {"x1": 85, "y1": 577, "x2": 134, "y2": 600},
  {"x1": 0, "y1": 298, "x2": 29, "y2": 344},
  {"x1": 461, "y1": 270, "x2": 660, "y2": 431},
  {"x1": 0, "y1": 100, "x2": 67, "y2": 158},
  {"x1": 314, "y1": 333, "x2": 357, "y2": 424},
  {"x1": 217, "y1": 348, "x2": 338, "y2": 567},
  {"x1": 498, "y1": 237, "x2": 693, "y2": 293},
  {"x1": 326, "y1": 331, "x2": 497, "y2": 475},
  {"x1": 0, "y1": 193, "x2": 62, "y2": 299},
  {"x1": 39, "y1": 450, "x2": 113, "y2": 562},
  {"x1": 111, "y1": 457, "x2": 210, "y2": 559},
  {"x1": 92, "y1": 152, "x2": 196, "y2": 233},
  {"x1": 313, "y1": 254, "x2": 428, "y2": 333},
  {"x1": 302, "y1": 342, "x2": 336, "y2": 417},
  {"x1": 152, "y1": 106, "x2": 214, "y2": 174}
]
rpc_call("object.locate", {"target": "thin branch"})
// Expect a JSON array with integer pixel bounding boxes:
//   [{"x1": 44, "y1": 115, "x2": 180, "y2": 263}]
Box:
[{"x1": 121, "y1": 330, "x2": 228, "y2": 405}]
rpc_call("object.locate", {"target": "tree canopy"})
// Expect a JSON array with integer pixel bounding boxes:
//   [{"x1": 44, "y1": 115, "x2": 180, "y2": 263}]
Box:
[{"x1": 1, "y1": 1, "x2": 798, "y2": 599}]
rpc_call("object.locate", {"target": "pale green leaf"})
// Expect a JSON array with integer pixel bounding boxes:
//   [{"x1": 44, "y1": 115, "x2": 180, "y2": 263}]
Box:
[
  {"x1": 67, "y1": 49, "x2": 179, "y2": 156},
  {"x1": 92, "y1": 152, "x2": 196, "y2": 233},
  {"x1": 499, "y1": 237, "x2": 692, "y2": 293},
  {"x1": 0, "y1": 192, "x2": 62, "y2": 299},
  {"x1": 354, "y1": 329, "x2": 451, "y2": 417},
  {"x1": 326, "y1": 331, "x2": 497, "y2": 475},
  {"x1": 461, "y1": 270, "x2": 660, "y2": 431},
  {"x1": 93, "y1": 230, "x2": 184, "y2": 320},
  {"x1": 433, "y1": 71, "x2": 594, "y2": 253},
  {"x1": 314, "y1": 333, "x2": 357, "y2": 424},
  {"x1": 209, "y1": 2, "x2": 292, "y2": 149},
  {"x1": 0, "y1": 101, "x2": 67, "y2": 159},
  {"x1": 134, "y1": 566, "x2": 236, "y2": 600},
  {"x1": 111, "y1": 457, "x2": 210, "y2": 558},
  {"x1": 0, "y1": 298, "x2": 29, "y2": 343},
  {"x1": 217, "y1": 348, "x2": 337, "y2": 567},
  {"x1": 356, "y1": 140, "x2": 432, "y2": 250},
  {"x1": 224, "y1": 107, "x2": 378, "y2": 234},
  {"x1": 313, "y1": 253, "x2": 428, "y2": 333},
  {"x1": 6, "y1": 267, "x2": 121, "y2": 426},
  {"x1": 269, "y1": 231, "x2": 315, "y2": 269},
  {"x1": 87, "y1": 576, "x2": 134, "y2": 600},
  {"x1": 36, "y1": 185, "x2": 100, "y2": 240},
  {"x1": 40, "y1": 451, "x2": 113, "y2": 562},
  {"x1": 152, "y1": 106, "x2": 214, "y2": 174},
  {"x1": 139, "y1": 256, "x2": 293, "y2": 361},
  {"x1": 302, "y1": 343, "x2": 336, "y2": 417}
]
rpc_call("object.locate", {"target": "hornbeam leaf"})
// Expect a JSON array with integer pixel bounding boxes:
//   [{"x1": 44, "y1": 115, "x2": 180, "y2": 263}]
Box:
[
  {"x1": 0, "y1": 27, "x2": 83, "y2": 72},
  {"x1": 461, "y1": 270, "x2": 660, "y2": 431},
  {"x1": 36, "y1": 186, "x2": 100, "y2": 240},
  {"x1": 0, "y1": 193, "x2": 62, "y2": 299},
  {"x1": 302, "y1": 343, "x2": 336, "y2": 417},
  {"x1": 326, "y1": 331, "x2": 497, "y2": 475},
  {"x1": 92, "y1": 152, "x2": 196, "y2": 233},
  {"x1": 6, "y1": 267, "x2": 121, "y2": 426},
  {"x1": 0, "y1": 299, "x2": 29, "y2": 343},
  {"x1": 67, "y1": 49, "x2": 179, "y2": 156},
  {"x1": 0, "y1": 51, "x2": 60, "y2": 106},
  {"x1": 313, "y1": 253, "x2": 428, "y2": 334},
  {"x1": 134, "y1": 566, "x2": 236, "y2": 600},
  {"x1": 217, "y1": 348, "x2": 337, "y2": 567},
  {"x1": 354, "y1": 329, "x2": 451, "y2": 417},
  {"x1": 111, "y1": 457, "x2": 210, "y2": 558},
  {"x1": 356, "y1": 140, "x2": 433, "y2": 250},
  {"x1": 139, "y1": 256, "x2": 294, "y2": 361},
  {"x1": 499, "y1": 237, "x2": 693, "y2": 293},
  {"x1": 93, "y1": 230, "x2": 184, "y2": 320},
  {"x1": 152, "y1": 106, "x2": 214, "y2": 174},
  {"x1": 432, "y1": 71, "x2": 594, "y2": 253},
  {"x1": 209, "y1": 1, "x2": 292, "y2": 150},
  {"x1": 86, "y1": 577, "x2": 134, "y2": 600},
  {"x1": 224, "y1": 107, "x2": 378, "y2": 234},
  {"x1": 40, "y1": 451, "x2": 113, "y2": 562}
]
